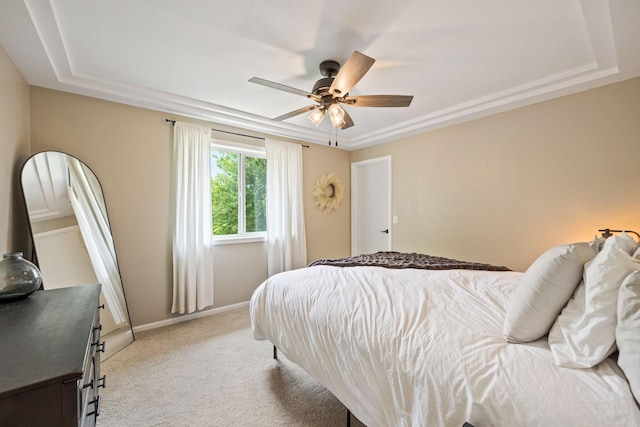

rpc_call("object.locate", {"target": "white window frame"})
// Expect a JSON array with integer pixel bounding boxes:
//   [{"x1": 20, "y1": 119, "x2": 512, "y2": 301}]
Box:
[{"x1": 210, "y1": 139, "x2": 267, "y2": 245}]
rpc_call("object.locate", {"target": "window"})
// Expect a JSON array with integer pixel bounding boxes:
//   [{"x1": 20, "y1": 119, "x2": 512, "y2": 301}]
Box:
[{"x1": 210, "y1": 140, "x2": 266, "y2": 243}]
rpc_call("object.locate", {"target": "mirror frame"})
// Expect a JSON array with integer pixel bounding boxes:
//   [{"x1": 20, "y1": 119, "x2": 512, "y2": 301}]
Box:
[{"x1": 20, "y1": 151, "x2": 134, "y2": 359}]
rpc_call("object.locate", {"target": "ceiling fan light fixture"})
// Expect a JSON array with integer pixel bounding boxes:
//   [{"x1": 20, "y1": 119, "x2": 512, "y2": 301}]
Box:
[
  {"x1": 249, "y1": 51, "x2": 413, "y2": 131},
  {"x1": 308, "y1": 108, "x2": 325, "y2": 126},
  {"x1": 332, "y1": 118, "x2": 346, "y2": 129},
  {"x1": 328, "y1": 104, "x2": 346, "y2": 128}
]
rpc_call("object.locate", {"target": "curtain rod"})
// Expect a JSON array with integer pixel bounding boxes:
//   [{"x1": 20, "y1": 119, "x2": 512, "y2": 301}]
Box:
[{"x1": 165, "y1": 119, "x2": 309, "y2": 148}]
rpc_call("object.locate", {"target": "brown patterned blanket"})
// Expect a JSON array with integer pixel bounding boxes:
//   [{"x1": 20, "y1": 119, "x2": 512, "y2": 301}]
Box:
[{"x1": 308, "y1": 251, "x2": 511, "y2": 271}]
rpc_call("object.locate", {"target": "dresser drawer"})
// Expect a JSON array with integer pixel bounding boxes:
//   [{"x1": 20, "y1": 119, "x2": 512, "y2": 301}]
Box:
[
  {"x1": 78, "y1": 304, "x2": 105, "y2": 427},
  {"x1": 1, "y1": 285, "x2": 104, "y2": 427}
]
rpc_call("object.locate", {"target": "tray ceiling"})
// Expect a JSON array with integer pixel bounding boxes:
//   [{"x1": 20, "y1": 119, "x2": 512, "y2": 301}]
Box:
[{"x1": 1, "y1": 0, "x2": 639, "y2": 149}]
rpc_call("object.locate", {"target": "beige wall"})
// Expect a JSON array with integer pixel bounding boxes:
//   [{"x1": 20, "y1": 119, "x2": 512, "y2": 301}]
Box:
[
  {"x1": 351, "y1": 77, "x2": 640, "y2": 272},
  {"x1": 29, "y1": 87, "x2": 350, "y2": 326},
  {"x1": 23, "y1": 66, "x2": 640, "y2": 323},
  {"x1": 304, "y1": 144, "x2": 351, "y2": 262},
  {"x1": 0, "y1": 44, "x2": 30, "y2": 255}
]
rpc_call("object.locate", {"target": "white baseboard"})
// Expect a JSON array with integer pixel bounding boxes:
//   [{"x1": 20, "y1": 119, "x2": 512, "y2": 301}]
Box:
[{"x1": 132, "y1": 301, "x2": 250, "y2": 333}]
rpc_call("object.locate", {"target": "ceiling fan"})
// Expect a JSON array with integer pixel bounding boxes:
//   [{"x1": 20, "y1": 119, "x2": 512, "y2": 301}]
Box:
[{"x1": 249, "y1": 51, "x2": 413, "y2": 130}]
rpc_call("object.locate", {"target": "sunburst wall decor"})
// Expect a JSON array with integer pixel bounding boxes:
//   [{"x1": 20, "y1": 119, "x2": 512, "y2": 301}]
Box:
[{"x1": 312, "y1": 173, "x2": 345, "y2": 215}]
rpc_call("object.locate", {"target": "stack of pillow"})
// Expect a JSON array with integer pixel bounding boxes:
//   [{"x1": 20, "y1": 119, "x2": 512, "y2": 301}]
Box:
[{"x1": 503, "y1": 232, "x2": 640, "y2": 404}]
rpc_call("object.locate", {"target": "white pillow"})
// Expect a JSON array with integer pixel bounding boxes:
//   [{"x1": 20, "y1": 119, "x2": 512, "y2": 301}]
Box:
[
  {"x1": 503, "y1": 243, "x2": 595, "y2": 343},
  {"x1": 616, "y1": 270, "x2": 640, "y2": 405},
  {"x1": 548, "y1": 235, "x2": 640, "y2": 368},
  {"x1": 618, "y1": 231, "x2": 639, "y2": 255},
  {"x1": 588, "y1": 236, "x2": 606, "y2": 254}
]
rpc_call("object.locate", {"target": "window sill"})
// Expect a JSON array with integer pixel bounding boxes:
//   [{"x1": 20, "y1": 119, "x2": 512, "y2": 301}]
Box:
[{"x1": 212, "y1": 235, "x2": 267, "y2": 246}]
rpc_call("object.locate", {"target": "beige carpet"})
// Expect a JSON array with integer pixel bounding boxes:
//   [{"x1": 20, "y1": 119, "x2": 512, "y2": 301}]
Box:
[{"x1": 99, "y1": 306, "x2": 366, "y2": 427}]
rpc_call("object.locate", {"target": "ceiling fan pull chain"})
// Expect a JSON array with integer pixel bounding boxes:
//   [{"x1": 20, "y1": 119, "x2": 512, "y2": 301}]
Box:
[{"x1": 335, "y1": 127, "x2": 339, "y2": 147}]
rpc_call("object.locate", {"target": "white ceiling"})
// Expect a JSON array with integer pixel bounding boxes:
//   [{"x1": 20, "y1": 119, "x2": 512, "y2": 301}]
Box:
[{"x1": 1, "y1": 0, "x2": 639, "y2": 150}]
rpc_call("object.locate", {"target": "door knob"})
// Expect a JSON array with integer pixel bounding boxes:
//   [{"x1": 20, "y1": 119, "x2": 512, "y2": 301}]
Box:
[{"x1": 381, "y1": 229, "x2": 389, "y2": 234}]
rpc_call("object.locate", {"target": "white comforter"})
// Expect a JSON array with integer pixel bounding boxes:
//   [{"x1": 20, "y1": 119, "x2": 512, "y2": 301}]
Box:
[{"x1": 250, "y1": 266, "x2": 640, "y2": 427}]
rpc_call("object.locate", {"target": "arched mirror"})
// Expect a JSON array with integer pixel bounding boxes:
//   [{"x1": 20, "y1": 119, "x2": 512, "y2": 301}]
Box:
[{"x1": 21, "y1": 151, "x2": 134, "y2": 359}]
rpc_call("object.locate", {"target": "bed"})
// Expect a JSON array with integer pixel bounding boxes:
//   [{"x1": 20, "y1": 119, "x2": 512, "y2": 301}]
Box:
[{"x1": 250, "y1": 240, "x2": 640, "y2": 426}]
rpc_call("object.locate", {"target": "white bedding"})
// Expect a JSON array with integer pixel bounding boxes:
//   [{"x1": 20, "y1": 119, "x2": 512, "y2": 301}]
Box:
[{"x1": 250, "y1": 265, "x2": 640, "y2": 427}]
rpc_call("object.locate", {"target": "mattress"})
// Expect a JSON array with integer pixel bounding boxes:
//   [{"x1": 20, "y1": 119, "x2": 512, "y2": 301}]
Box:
[{"x1": 250, "y1": 265, "x2": 640, "y2": 427}]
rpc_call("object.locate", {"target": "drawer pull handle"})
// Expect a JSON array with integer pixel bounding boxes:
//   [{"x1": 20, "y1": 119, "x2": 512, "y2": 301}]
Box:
[
  {"x1": 83, "y1": 375, "x2": 106, "y2": 390},
  {"x1": 98, "y1": 304, "x2": 105, "y2": 310},
  {"x1": 87, "y1": 395, "x2": 101, "y2": 417},
  {"x1": 93, "y1": 324, "x2": 102, "y2": 333},
  {"x1": 92, "y1": 341, "x2": 106, "y2": 353}
]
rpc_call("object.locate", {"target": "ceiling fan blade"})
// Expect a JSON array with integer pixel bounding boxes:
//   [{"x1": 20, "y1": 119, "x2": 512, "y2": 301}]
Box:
[
  {"x1": 343, "y1": 95, "x2": 413, "y2": 107},
  {"x1": 273, "y1": 105, "x2": 319, "y2": 121},
  {"x1": 341, "y1": 109, "x2": 355, "y2": 129},
  {"x1": 329, "y1": 51, "x2": 375, "y2": 96},
  {"x1": 249, "y1": 77, "x2": 319, "y2": 101}
]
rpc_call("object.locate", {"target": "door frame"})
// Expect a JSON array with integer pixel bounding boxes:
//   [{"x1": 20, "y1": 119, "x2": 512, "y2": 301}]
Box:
[{"x1": 351, "y1": 155, "x2": 392, "y2": 255}]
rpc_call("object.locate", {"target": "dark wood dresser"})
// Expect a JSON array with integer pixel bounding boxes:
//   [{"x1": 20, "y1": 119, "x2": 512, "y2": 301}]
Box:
[{"x1": 0, "y1": 284, "x2": 105, "y2": 427}]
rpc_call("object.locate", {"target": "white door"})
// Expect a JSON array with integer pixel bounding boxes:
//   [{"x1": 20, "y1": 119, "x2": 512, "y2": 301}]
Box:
[{"x1": 351, "y1": 156, "x2": 391, "y2": 255}]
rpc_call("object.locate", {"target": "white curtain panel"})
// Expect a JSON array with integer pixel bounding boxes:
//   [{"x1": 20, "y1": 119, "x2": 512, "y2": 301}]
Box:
[
  {"x1": 265, "y1": 139, "x2": 307, "y2": 276},
  {"x1": 171, "y1": 122, "x2": 214, "y2": 314},
  {"x1": 67, "y1": 157, "x2": 128, "y2": 324}
]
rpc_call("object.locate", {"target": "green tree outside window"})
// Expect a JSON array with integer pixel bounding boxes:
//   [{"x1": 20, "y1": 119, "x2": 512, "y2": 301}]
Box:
[
  {"x1": 211, "y1": 149, "x2": 266, "y2": 236},
  {"x1": 245, "y1": 156, "x2": 266, "y2": 232}
]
